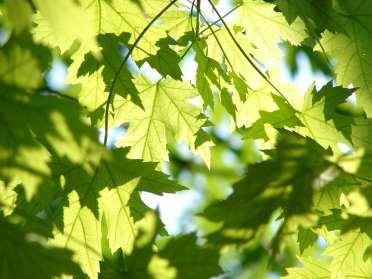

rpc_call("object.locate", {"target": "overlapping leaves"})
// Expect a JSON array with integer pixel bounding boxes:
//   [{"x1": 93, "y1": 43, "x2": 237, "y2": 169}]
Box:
[{"x1": 2, "y1": 0, "x2": 372, "y2": 278}]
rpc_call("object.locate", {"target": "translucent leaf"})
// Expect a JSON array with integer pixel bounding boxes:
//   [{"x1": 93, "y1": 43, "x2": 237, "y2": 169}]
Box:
[
  {"x1": 283, "y1": 257, "x2": 330, "y2": 279},
  {"x1": 33, "y1": 0, "x2": 97, "y2": 53},
  {"x1": 2, "y1": 0, "x2": 33, "y2": 33},
  {"x1": 50, "y1": 148, "x2": 182, "y2": 277},
  {"x1": 99, "y1": 211, "x2": 222, "y2": 279},
  {"x1": 317, "y1": 1, "x2": 372, "y2": 116},
  {"x1": 325, "y1": 231, "x2": 372, "y2": 278},
  {"x1": 115, "y1": 76, "x2": 205, "y2": 162},
  {"x1": 233, "y1": 0, "x2": 307, "y2": 63},
  {"x1": 202, "y1": 131, "x2": 332, "y2": 245},
  {"x1": 0, "y1": 216, "x2": 83, "y2": 278}
]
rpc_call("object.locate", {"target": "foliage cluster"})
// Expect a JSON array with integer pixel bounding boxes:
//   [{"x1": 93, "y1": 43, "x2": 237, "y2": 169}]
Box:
[{"x1": 1, "y1": 0, "x2": 372, "y2": 278}]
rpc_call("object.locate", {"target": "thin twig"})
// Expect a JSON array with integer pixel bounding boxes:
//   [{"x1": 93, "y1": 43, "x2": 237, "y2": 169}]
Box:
[
  {"x1": 198, "y1": 3, "x2": 241, "y2": 35},
  {"x1": 103, "y1": 0, "x2": 177, "y2": 146},
  {"x1": 196, "y1": 0, "x2": 201, "y2": 38},
  {"x1": 197, "y1": 4, "x2": 234, "y2": 70},
  {"x1": 26, "y1": 0, "x2": 37, "y2": 12},
  {"x1": 207, "y1": 0, "x2": 296, "y2": 109},
  {"x1": 178, "y1": 3, "x2": 241, "y2": 61}
]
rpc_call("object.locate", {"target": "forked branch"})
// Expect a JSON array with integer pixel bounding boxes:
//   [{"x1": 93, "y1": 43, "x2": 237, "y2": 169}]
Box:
[{"x1": 207, "y1": 0, "x2": 296, "y2": 109}]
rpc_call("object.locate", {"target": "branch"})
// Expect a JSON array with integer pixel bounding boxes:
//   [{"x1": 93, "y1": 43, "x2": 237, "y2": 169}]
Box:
[
  {"x1": 195, "y1": 3, "x2": 234, "y2": 70},
  {"x1": 103, "y1": 0, "x2": 177, "y2": 146},
  {"x1": 177, "y1": 3, "x2": 241, "y2": 62},
  {"x1": 199, "y1": 4, "x2": 240, "y2": 35},
  {"x1": 196, "y1": 0, "x2": 201, "y2": 37},
  {"x1": 207, "y1": 0, "x2": 296, "y2": 109},
  {"x1": 26, "y1": 0, "x2": 37, "y2": 13}
]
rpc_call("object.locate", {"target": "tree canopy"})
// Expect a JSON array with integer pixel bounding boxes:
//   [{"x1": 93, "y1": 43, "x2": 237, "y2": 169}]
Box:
[{"x1": 1, "y1": 0, "x2": 372, "y2": 278}]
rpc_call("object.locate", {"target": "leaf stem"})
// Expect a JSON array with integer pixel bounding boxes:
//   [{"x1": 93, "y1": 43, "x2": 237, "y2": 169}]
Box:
[
  {"x1": 26, "y1": 0, "x2": 37, "y2": 12},
  {"x1": 196, "y1": 0, "x2": 201, "y2": 38},
  {"x1": 103, "y1": 0, "x2": 177, "y2": 146}
]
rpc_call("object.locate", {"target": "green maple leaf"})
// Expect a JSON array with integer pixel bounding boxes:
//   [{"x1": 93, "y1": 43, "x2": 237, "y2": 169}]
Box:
[
  {"x1": 194, "y1": 42, "x2": 218, "y2": 107},
  {"x1": 99, "y1": 211, "x2": 222, "y2": 279},
  {"x1": 78, "y1": 33, "x2": 142, "y2": 107},
  {"x1": 33, "y1": 0, "x2": 179, "y2": 66},
  {"x1": 33, "y1": 0, "x2": 98, "y2": 53},
  {"x1": 276, "y1": 0, "x2": 340, "y2": 34},
  {"x1": 0, "y1": 32, "x2": 103, "y2": 199},
  {"x1": 298, "y1": 83, "x2": 372, "y2": 152},
  {"x1": 71, "y1": 54, "x2": 107, "y2": 112},
  {"x1": 233, "y1": 0, "x2": 307, "y2": 63},
  {"x1": 2, "y1": 0, "x2": 33, "y2": 34},
  {"x1": 5, "y1": 0, "x2": 372, "y2": 276},
  {"x1": 192, "y1": 36, "x2": 230, "y2": 107},
  {"x1": 313, "y1": 173, "x2": 360, "y2": 214},
  {"x1": 33, "y1": 0, "x2": 182, "y2": 113},
  {"x1": 0, "y1": 33, "x2": 51, "y2": 89},
  {"x1": 99, "y1": 148, "x2": 184, "y2": 252},
  {"x1": 99, "y1": 211, "x2": 171, "y2": 279},
  {"x1": 202, "y1": 131, "x2": 331, "y2": 245},
  {"x1": 316, "y1": 0, "x2": 372, "y2": 116},
  {"x1": 51, "y1": 190, "x2": 102, "y2": 278},
  {"x1": 243, "y1": 82, "x2": 372, "y2": 155},
  {"x1": 158, "y1": 233, "x2": 222, "y2": 279},
  {"x1": 242, "y1": 93, "x2": 300, "y2": 140},
  {"x1": 231, "y1": 72, "x2": 303, "y2": 130},
  {"x1": 230, "y1": 71, "x2": 249, "y2": 102},
  {"x1": 114, "y1": 75, "x2": 205, "y2": 162},
  {"x1": 297, "y1": 227, "x2": 317, "y2": 254},
  {"x1": 324, "y1": 231, "x2": 372, "y2": 278},
  {"x1": 50, "y1": 148, "x2": 182, "y2": 277},
  {"x1": 275, "y1": 0, "x2": 372, "y2": 117},
  {"x1": 0, "y1": 86, "x2": 101, "y2": 199},
  {"x1": 205, "y1": 26, "x2": 262, "y2": 89},
  {"x1": 177, "y1": 32, "x2": 232, "y2": 108},
  {"x1": 283, "y1": 257, "x2": 330, "y2": 279},
  {"x1": 0, "y1": 216, "x2": 83, "y2": 278},
  {"x1": 317, "y1": 216, "x2": 372, "y2": 273},
  {"x1": 220, "y1": 88, "x2": 237, "y2": 122},
  {"x1": 138, "y1": 36, "x2": 183, "y2": 81},
  {"x1": 0, "y1": 85, "x2": 51, "y2": 199}
]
